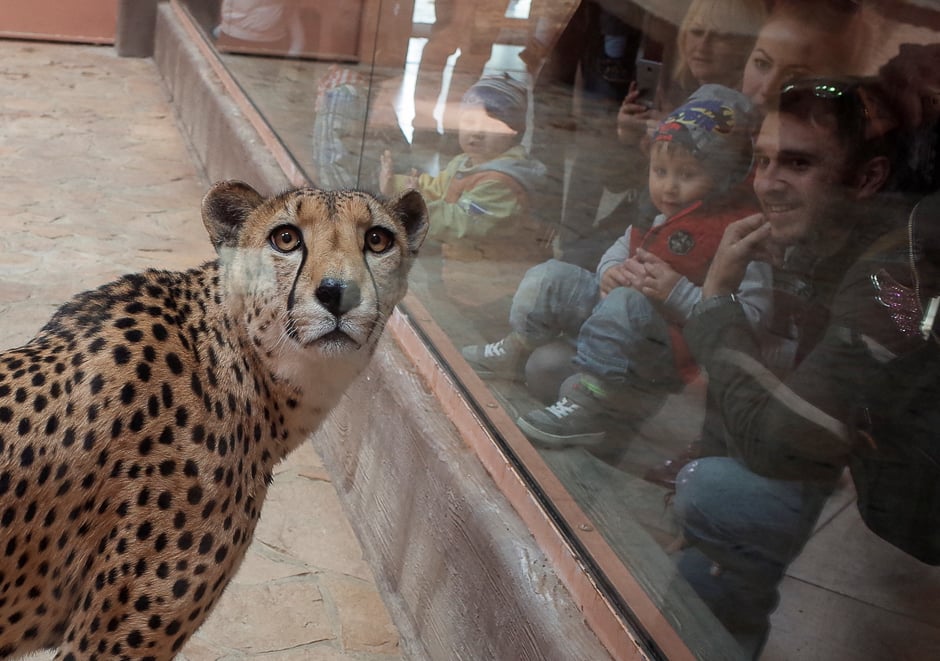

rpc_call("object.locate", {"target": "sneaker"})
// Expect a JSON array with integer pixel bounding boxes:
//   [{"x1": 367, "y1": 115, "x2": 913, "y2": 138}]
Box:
[
  {"x1": 461, "y1": 335, "x2": 529, "y2": 380},
  {"x1": 516, "y1": 396, "x2": 609, "y2": 447}
]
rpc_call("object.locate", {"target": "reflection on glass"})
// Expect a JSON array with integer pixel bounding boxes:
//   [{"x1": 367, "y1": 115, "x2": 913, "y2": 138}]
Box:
[
  {"x1": 381, "y1": 73, "x2": 551, "y2": 315},
  {"x1": 181, "y1": 0, "x2": 940, "y2": 658},
  {"x1": 215, "y1": 0, "x2": 306, "y2": 56}
]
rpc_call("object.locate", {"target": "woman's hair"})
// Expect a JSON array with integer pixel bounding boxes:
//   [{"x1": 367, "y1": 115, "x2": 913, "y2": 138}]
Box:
[
  {"x1": 766, "y1": 0, "x2": 870, "y2": 75},
  {"x1": 671, "y1": 0, "x2": 768, "y2": 88},
  {"x1": 771, "y1": 0, "x2": 862, "y2": 33}
]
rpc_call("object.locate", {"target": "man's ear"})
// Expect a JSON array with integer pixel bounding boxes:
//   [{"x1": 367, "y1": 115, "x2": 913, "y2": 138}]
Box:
[{"x1": 853, "y1": 156, "x2": 891, "y2": 199}]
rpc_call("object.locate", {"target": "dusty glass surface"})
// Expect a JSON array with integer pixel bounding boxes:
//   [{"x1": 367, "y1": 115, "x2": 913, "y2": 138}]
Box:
[{"x1": 182, "y1": 0, "x2": 940, "y2": 658}]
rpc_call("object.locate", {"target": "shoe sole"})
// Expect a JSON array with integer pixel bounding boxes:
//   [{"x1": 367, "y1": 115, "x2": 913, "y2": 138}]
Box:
[
  {"x1": 461, "y1": 354, "x2": 525, "y2": 381},
  {"x1": 472, "y1": 367, "x2": 525, "y2": 381},
  {"x1": 515, "y1": 416, "x2": 607, "y2": 448}
]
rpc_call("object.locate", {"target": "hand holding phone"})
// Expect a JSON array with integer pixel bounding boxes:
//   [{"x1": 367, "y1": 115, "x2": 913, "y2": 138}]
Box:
[
  {"x1": 635, "y1": 58, "x2": 662, "y2": 110},
  {"x1": 618, "y1": 82, "x2": 654, "y2": 145}
]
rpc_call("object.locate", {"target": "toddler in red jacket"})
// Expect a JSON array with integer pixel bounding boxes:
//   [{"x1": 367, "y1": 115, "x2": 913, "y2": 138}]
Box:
[{"x1": 463, "y1": 84, "x2": 773, "y2": 448}]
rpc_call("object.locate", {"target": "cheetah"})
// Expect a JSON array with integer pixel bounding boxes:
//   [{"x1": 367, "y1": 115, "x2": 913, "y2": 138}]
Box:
[{"x1": 0, "y1": 181, "x2": 428, "y2": 660}]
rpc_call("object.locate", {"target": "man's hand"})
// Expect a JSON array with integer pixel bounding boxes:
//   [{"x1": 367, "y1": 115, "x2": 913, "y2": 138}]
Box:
[
  {"x1": 702, "y1": 213, "x2": 781, "y2": 298},
  {"x1": 635, "y1": 249, "x2": 682, "y2": 302}
]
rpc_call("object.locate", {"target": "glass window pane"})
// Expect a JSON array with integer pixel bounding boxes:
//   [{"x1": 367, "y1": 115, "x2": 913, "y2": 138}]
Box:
[{"x1": 180, "y1": 0, "x2": 940, "y2": 657}]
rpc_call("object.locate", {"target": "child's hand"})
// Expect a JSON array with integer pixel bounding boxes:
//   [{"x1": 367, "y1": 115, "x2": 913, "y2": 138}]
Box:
[
  {"x1": 618, "y1": 82, "x2": 654, "y2": 145},
  {"x1": 379, "y1": 149, "x2": 395, "y2": 196},
  {"x1": 600, "y1": 262, "x2": 632, "y2": 296},
  {"x1": 635, "y1": 249, "x2": 681, "y2": 302},
  {"x1": 600, "y1": 257, "x2": 646, "y2": 297},
  {"x1": 405, "y1": 167, "x2": 419, "y2": 190}
]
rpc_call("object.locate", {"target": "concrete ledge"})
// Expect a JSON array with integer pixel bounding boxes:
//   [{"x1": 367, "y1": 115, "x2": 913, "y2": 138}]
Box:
[
  {"x1": 320, "y1": 339, "x2": 613, "y2": 660},
  {"x1": 151, "y1": 3, "x2": 616, "y2": 659}
]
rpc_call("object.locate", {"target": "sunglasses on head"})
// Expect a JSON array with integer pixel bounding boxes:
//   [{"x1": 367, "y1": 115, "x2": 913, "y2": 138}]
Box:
[{"x1": 778, "y1": 77, "x2": 898, "y2": 142}]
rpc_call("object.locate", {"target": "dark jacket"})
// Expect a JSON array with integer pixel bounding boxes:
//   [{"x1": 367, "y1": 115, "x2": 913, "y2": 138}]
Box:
[{"x1": 683, "y1": 207, "x2": 915, "y2": 482}]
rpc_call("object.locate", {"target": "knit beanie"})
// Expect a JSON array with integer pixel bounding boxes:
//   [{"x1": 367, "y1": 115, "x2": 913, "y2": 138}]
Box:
[
  {"x1": 651, "y1": 84, "x2": 757, "y2": 192},
  {"x1": 462, "y1": 74, "x2": 528, "y2": 136}
]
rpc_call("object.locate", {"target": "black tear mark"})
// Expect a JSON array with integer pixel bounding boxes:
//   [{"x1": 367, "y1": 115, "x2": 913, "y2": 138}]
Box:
[{"x1": 286, "y1": 240, "x2": 308, "y2": 317}]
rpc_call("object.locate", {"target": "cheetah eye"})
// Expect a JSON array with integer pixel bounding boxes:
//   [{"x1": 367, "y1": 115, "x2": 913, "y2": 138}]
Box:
[
  {"x1": 269, "y1": 225, "x2": 302, "y2": 253},
  {"x1": 365, "y1": 227, "x2": 394, "y2": 254}
]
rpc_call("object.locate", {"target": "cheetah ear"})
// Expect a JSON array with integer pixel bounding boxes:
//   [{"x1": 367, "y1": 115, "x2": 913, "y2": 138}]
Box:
[
  {"x1": 388, "y1": 189, "x2": 429, "y2": 255},
  {"x1": 201, "y1": 181, "x2": 265, "y2": 252}
]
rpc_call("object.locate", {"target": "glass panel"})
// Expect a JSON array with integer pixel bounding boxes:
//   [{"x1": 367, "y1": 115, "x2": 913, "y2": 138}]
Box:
[{"x1": 180, "y1": 0, "x2": 940, "y2": 658}]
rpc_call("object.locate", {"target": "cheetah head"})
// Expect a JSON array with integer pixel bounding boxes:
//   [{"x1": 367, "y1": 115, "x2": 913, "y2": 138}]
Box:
[{"x1": 201, "y1": 181, "x2": 428, "y2": 384}]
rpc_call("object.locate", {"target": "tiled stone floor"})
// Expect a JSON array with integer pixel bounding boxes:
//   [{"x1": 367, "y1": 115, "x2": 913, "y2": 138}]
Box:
[{"x1": 1, "y1": 39, "x2": 401, "y2": 661}]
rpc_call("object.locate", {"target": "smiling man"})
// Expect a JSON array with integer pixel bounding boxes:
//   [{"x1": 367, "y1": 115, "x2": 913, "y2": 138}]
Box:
[
  {"x1": 752, "y1": 86, "x2": 894, "y2": 251},
  {"x1": 667, "y1": 77, "x2": 902, "y2": 658}
]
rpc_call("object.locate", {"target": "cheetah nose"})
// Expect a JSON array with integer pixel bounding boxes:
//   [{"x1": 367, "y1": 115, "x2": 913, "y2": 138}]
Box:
[{"x1": 315, "y1": 277, "x2": 361, "y2": 317}]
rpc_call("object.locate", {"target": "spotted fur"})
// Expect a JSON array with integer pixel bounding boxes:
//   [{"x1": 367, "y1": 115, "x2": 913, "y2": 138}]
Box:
[{"x1": 0, "y1": 181, "x2": 428, "y2": 660}]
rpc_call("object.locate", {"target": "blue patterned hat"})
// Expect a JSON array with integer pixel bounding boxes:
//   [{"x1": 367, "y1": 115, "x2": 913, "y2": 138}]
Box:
[{"x1": 652, "y1": 84, "x2": 757, "y2": 191}]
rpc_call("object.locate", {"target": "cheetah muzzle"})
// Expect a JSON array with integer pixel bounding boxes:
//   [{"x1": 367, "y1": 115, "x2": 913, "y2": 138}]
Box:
[{"x1": 0, "y1": 182, "x2": 428, "y2": 660}]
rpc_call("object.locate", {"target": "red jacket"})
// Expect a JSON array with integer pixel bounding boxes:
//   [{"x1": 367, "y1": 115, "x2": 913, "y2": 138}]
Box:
[
  {"x1": 630, "y1": 192, "x2": 760, "y2": 285},
  {"x1": 631, "y1": 189, "x2": 761, "y2": 381}
]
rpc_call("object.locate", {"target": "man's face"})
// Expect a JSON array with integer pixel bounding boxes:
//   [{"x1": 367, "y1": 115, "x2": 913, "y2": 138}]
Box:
[{"x1": 753, "y1": 111, "x2": 856, "y2": 248}]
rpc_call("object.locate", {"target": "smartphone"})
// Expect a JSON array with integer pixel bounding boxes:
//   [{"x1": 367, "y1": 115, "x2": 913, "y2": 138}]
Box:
[{"x1": 635, "y1": 58, "x2": 662, "y2": 110}]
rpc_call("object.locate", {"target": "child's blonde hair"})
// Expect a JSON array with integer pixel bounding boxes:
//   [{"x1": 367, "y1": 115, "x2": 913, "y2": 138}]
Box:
[{"x1": 649, "y1": 139, "x2": 697, "y2": 160}]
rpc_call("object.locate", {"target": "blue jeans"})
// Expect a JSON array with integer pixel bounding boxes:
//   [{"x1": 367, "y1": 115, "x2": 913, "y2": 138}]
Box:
[
  {"x1": 509, "y1": 259, "x2": 681, "y2": 388},
  {"x1": 672, "y1": 457, "x2": 835, "y2": 655}
]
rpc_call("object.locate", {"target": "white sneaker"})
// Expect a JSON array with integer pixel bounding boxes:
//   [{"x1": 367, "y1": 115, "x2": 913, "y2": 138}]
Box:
[
  {"x1": 460, "y1": 335, "x2": 529, "y2": 380},
  {"x1": 516, "y1": 395, "x2": 608, "y2": 447}
]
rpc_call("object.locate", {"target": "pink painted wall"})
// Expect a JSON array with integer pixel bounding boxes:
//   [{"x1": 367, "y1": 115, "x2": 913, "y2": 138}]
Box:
[{"x1": 0, "y1": 0, "x2": 117, "y2": 44}]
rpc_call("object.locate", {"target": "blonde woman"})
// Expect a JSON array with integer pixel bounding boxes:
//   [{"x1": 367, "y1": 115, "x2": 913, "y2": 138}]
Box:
[
  {"x1": 618, "y1": 0, "x2": 766, "y2": 145},
  {"x1": 662, "y1": 0, "x2": 768, "y2": 108}
]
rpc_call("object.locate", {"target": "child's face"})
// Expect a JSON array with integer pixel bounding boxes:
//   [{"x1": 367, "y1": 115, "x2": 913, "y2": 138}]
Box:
[
  {"x1": 648, "y1": 143, "x2": 715, "y2": 217},
  {"x1": 458, "y1": 103, "x2": 518, "y2": 164}
]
